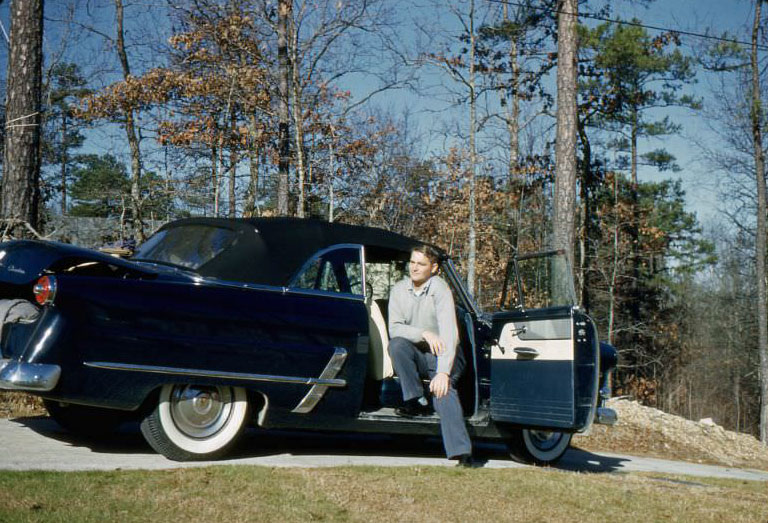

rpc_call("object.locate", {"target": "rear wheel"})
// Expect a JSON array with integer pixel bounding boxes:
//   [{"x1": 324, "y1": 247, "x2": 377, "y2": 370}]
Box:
[
  {"x1": 140, "y1": 384, "x2": 249, "y2": 461},
  {"x1": 503, "y1": 426, "x2": 572, "y2": 465},
  {"x1": 43, "y1": 399, "x2": 130, "y2": 437}
]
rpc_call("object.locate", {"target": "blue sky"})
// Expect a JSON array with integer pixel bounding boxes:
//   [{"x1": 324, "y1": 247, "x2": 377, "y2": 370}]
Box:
[
  {"x1": 595, "y1": 0, "x2": 758, "y2": 225},
  {"x1": 349, "y1": 0, "x2": 759, "y2": 226}
]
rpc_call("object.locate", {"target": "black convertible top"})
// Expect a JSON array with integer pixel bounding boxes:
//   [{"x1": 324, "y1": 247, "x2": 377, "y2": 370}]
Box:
[{"x1": 141, "y1": 217, "x2": 440, "y2": 286}]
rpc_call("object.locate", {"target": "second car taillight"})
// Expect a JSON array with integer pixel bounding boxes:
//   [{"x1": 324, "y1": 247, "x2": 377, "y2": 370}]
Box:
[{"x1": 33, "y1": 275, "x2": 57, "y2": 306}]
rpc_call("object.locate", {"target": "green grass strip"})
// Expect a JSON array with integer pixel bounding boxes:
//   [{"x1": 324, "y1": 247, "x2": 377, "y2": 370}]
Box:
[{"x1": 0, "y1": 466, "x2": 766, "y2": 522}]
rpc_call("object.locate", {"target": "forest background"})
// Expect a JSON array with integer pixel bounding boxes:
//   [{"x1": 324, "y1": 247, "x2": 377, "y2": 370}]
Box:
[{"x1": 0, "y1": 0, "x2": 766, "y2": 442}]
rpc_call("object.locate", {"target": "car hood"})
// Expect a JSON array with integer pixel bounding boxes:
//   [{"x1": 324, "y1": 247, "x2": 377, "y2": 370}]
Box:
[{"x1": 0, "y1": 239, "x2": 164, "y2": 285}]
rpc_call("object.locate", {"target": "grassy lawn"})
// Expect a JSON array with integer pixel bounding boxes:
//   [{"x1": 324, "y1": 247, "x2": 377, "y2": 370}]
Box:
[{"x1": 0, "y1": 466, "x2": 766, "y2": 522}]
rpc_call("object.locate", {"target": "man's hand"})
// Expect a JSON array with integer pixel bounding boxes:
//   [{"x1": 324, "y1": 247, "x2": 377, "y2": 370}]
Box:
[
  {"x1": 422, "y1": 330, "x2": 445, "y2": 355},
  {"x1": 430, "y1": 372, "x2": 450, "y2": 399}
]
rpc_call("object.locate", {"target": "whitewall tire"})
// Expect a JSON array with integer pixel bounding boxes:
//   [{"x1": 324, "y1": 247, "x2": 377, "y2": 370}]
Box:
[
  {"x1": 140, "y1": 384, "x2": 249, "y2": 461},
  {"x1": 504, "y1": 426, "x2": 572, "y2": 465}
]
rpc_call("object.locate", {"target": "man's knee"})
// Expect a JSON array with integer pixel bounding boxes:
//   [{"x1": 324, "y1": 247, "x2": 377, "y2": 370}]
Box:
[{"x1": 388, "y1": 337, "x2": 415, "y2": 358}]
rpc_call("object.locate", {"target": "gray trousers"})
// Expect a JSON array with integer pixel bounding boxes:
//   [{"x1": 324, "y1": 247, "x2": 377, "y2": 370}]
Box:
[{"x1": 388, "y1": 336, "x2": 472, "y2": 459}]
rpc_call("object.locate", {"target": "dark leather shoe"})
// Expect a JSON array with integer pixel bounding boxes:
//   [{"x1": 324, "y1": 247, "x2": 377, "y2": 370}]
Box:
[
  {"x1": 395, "y1": 399, "x2": 432, "y2": 417},
  {"x1": 456, "y1": 454, "x2": 482, "y2": 468}
]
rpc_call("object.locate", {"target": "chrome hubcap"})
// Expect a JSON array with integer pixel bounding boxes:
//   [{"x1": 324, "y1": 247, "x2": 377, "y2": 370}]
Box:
[
  {"x1": 169, "y1": 385, "x2": 233, "y2": 439},
  {"x1": 527, "y1": 430, "x2": 563, "y2": 451}
]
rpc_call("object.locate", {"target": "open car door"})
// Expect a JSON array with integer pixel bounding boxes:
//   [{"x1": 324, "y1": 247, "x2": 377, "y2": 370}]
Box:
[{"x1": 489, "y1": 250, "x2": 598, "y2": 432}]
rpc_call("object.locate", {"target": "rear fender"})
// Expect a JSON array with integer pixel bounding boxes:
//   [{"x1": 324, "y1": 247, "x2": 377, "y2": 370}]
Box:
[
  {"x1": 0, "y1": 240, "x2": 157, "y2": 295},
  {"x1": 22, "y1": 307, "x2": 69, "y2": 363}
]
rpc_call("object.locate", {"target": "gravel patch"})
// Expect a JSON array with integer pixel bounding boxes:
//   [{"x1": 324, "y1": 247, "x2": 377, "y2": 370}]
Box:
[
  {"x1": 576, "y1": 398, "x2": 768, "y2": 471},
  {"x1": 0, "y1": 392, "x2": 45, "y2": 418}
]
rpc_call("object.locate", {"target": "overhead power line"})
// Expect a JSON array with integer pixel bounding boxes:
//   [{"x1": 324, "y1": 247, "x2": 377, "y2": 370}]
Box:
[{"x1": 487, "y1": 0, "x2": 768, "y2": 52}]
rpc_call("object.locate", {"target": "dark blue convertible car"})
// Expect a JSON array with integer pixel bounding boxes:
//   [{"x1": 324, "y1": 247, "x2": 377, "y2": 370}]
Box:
[{"x1": 0, "y1": 218, "x2": 616, "y2": 462}]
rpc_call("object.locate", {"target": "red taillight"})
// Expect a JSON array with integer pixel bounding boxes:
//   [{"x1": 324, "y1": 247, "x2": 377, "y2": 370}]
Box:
[{"x1": 33, "y1": 275, "x2": 57, "y2": 306}]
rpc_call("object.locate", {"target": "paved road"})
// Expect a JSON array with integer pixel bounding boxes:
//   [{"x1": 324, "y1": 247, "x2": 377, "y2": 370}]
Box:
[{"x1": 1, "y1": 417, "x2": 767, "y2": 481}]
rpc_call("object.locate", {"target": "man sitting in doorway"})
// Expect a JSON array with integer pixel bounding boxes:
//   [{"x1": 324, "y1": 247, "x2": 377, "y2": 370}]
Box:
[{"x1": 387, "y1": 244, "x2": 476, "y2": 467}]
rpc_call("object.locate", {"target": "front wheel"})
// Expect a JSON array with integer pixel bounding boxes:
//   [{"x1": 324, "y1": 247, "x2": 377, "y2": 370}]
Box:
[
  {"x1": 140, "y1": 384, "x2": 249, "y2": 461},
  {"x1": 504, "y1": 426, "x2": 572, "y2": 465}
]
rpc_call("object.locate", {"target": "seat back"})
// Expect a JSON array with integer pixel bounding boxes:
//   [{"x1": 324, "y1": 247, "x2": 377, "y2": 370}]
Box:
[{"x1": 366, "y1": 299, "x2": 393, "y2": 379}]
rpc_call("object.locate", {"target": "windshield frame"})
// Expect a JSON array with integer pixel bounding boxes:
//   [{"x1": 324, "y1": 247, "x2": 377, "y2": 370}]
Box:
[{"x1": 500, "y1": 249, "x2": 577, "y2": 311}]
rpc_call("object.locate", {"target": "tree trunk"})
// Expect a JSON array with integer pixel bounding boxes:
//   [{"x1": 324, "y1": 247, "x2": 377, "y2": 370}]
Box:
[
  {"x1": 1, "y1": 0, "x2": 43, "y2": 237},
  {"x1": 290, "y1": 16, "x2": 307, "y2": 219},
  {"x1": 276, "y1": 0, "x2": 291, "y2": 216},
  {"x1": 229, "y1": 110, "x2": 238, "y2": 218},
  {"x1": 243, "y1": 116, "x2": 262, "y2": 217},
  {"x1": 60, "y1": 113, "x2": 68, "y2": 215},
  {"x1": 211, "y1": 143, "x2": 218, "y2": 216},
  {"x1": 244, "y1": 151, "x2": 259, "y2": 218},
  {"x1": 625, "y1": 105, "x2": 642, "y2": 352},
  {"x1": 577, "y1": 118, "x2": 592, "y2": 310},
  {"x1": 608, "y1": 172, "x2": 619, "y2": 344},
  {"x1": 502, "y1": 3, "x2": 520, "y2": 174},
  {"x1": 552, "y1": 0, "x2": 578, "y2": 261},
  {"x1": 114, "y1": 0, "x2": 145, "y2": 241},
  {"x1": 328, "y1": 124, "x2": 335, "y2": 223},
  {"x1": 467, "y1": 0, "x2": 477, "y2": 297},
  {"x1": 502, "y1": 3, "x2": 521, "y2": 252},
  {"x1": 750, "y1": 0, "x2": 768, "y2": 444}
]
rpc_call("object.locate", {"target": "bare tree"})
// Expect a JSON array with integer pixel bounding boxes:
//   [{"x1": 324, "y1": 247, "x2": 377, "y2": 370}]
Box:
[
  {"x1": 411, "y1": 0, "x2": 486, "y2": 295},
  {"x1": 113, "y1": 0, "x2": 145, "y2": 240},
  {"x1": 749, "y1": 0, "x2": 768, "y2": 444},
  {"x1": 280, "y1": 0, "x2": 398, "y2": 218},
  {"x1": 277, "y1": 0, "x2": 291, "y2": 215},
  {"x1": 466, "y1": 0, "x2": 477, "y2": 296},
  {"x1": 1, "y1": 0, "x2": 43, "y2": 236}
]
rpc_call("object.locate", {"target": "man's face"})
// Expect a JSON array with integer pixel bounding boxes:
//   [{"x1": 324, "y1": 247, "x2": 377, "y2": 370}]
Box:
[{"x1": 409, "y1": 251, "x2": 437, "y2": 287}]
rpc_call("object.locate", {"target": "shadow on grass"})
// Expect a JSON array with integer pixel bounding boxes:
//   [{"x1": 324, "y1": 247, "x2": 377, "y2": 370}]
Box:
[
  {"x1": 555, "y1": 447, "x2": 630, "y2": 473},
  {"x1": 9, "y1": 415, "x2": 633, "y2": 473}
]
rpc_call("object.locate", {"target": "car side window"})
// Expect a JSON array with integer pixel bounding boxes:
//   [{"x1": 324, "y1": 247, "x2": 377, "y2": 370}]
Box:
[
  {"x1": 365, "y1": 260, "x2": 407, "y2": 300},
  {"x1": 291, "y1": 246, "x2": 363, "y2": 295}
]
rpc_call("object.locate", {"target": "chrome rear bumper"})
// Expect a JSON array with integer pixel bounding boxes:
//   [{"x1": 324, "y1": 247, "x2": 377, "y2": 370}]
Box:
[{"x1": 0, "y1": 358, "x2": 60, "y2": 391}]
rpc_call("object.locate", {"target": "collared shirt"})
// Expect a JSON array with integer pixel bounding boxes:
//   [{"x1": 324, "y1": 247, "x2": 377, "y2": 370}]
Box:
[{"x1": 387, "y1": 275, "x2": 459, "y2": 374}]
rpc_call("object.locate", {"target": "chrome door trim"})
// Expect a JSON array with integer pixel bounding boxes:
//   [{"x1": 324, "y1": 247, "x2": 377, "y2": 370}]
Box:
[{"x1": 84, "y1": 360, "x2": 347, "y2": 387}]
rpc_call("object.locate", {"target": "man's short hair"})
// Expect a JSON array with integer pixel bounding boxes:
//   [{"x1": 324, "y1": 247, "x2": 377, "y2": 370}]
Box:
[{"x1": 411, "y1": 244, "x2": 440, "y2": 265}]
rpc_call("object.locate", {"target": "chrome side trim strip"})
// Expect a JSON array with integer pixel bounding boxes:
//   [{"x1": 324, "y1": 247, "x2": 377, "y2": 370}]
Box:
[
  {"x1": 0, "y1": 359, "x2": 61, "y2": 391},
  {"x1": 292, "y1": 347, "x2": 348, "y2": 414},
  {"x1": 83, "y1": 361, "x2": 346, "y2": 387}
]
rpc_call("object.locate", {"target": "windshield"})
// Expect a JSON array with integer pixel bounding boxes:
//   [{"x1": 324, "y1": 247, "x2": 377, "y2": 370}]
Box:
[
  {"x1": 502, "y1": 250, "x2": 576, "y2": 310},
  {"x1": 132, "y1": 225, "x2": 237, "y2": 270}
]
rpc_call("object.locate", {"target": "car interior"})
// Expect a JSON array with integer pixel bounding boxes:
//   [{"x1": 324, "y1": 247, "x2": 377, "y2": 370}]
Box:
[
  {"x1": 287, "y1": 243, "x2": 478, "y2": 420},
  {"x1": 361, "y1": 246, "x2": 478, "y2": 419}
]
